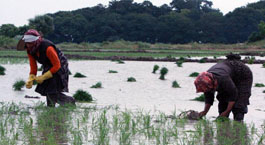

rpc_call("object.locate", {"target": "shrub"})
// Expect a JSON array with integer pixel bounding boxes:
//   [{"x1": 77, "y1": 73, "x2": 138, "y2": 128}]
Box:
[
  {"x1": 0, "y1": 65, "x2": 6, "y2": 75},
  {"x1": 91, "y1": 82, "x2": 102, "y2": 88},
  {"x1": 255, "y1": 83, "x2": 265, "y2": 87},
  {"x1": 109, "y1": 70, "x2": 118, "y2": 73},
  {"x1": 172, "y1": 81, "x2": 180, "y2": 88},
  {"x1": 159, "y1": 67, "x2": 168, "y2": 80},
  {"x1": 189, "y1": 72, "x2": 199, "y2": 77},
  {"x1": 73, "y1": 89, "x2": 93, "y2": 102},
  {"x1": 192, "y1": 94, "x2": 205, "y2": 102},
  {"x1": 127, "y1": 77, "x2": 136, "y2": 82},
  {"x1": 13, "y1": 80, "x2": 25, "y2": 91},
  {"x1": 247, "y1": 56, "x2": 255, "y2": 64},
  {"x1": 74, "y1": 72, "x2": 86, "y2": 78},
  {"x1": 152, "y1": 65, "x2": 159, "y2": 73}
]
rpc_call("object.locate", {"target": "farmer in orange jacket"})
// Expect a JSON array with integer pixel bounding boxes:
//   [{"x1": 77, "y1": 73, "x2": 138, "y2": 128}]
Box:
[
  {"x1": 21, "y1": 29, "x2": 75, "y2": 107},
  {"x1": 194, "y1": 54, "x2": 253, "y2": 121}
]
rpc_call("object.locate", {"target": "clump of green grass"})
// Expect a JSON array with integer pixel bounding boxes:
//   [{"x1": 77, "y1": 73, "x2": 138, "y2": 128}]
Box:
[
  {"x1": 262, "y1": 63, "x2": 265, "y2": 68},
  {"x1": 109, "y1": 70, "x2": 118, "y2": 73},
  {"x1": 255, "y1": 83, "x2": 265, "y2": 87},
  {"x1": 127, "y1": 77, "x2": 136, "y2": 82},
  {"x1": 73, "y1": 72, "x2": 86, "y2": 78},
  {"x1": 159, "y1": 67, "x2": 168, "y2": 80},
  {"x1": 152, "y1": 65, "x2": 159, "y2": 73},
  {"x1": 172, "y1": 81, "x2": 180, "y2": 88},
  {"x1": 175, "y1": 61, "x2": 183, "y2": 67},
  {"x1": 0, "y1": 65, "x2": 6, "y2": 75},
  {"x1": 189, "y1": 72, "x2": 199, "y2": 77},
  {"x1": 73, "y1": 89, "x2": 93, "y2": 102},
  {"x1": 199, "y1": 57, "x2": 207, "y2": 63},
  {"x1": 247, "y1": 56, "x2": 255, "y2": 64},
  {"x1": 192, "y1": 94, "x2": 205, "y2": 102},
  {"x1": 13, "y1": 79, "x2": 25, "y2": 91},
  {"x1": 91, "y1": 82, "x2": 102, "y2": 88}
]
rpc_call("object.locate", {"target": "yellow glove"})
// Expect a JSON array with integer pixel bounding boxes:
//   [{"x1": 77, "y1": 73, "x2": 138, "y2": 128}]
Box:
[
  {"x1": 35, "y1": 71, "x2": 53, "y2": 84},
  {"x1": 26, "y1": 74, "x2": 36, "y2": 89}
]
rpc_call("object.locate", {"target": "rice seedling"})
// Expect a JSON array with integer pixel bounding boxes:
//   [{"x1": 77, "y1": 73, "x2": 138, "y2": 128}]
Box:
[
  {"x1": 12, "y1": 79, "x2": 25, "y2": 91},
  {"x1": 109, "y1": 70, "x2": 118, "y2": 73},
  {"x1": 176, "y1": 61, "x2": 183, "y2": 67},
  {"x1": 246, "y1": 56, "x2": 255, "y2": 64},
  {"x1": 91, "y1": 82, "x2": 102, "y2": 88},
  {"x1": 199, "y1": 57, "x2": 207, "y2": 63},
  {"x1": 0, "y1": 65, "x2": 5, "y2": 75},
  {"x1": 152, "y1": 65, "x2": 159, "y2": 73},
  {"x1": 255, "y1": 83, "x2": 265, "y2": 87},
  {"x1": 73, "y1": 89, "x2": 93, "y2": 102},
  {"x1": 172, "y1": 80, "x2": 181, "y2": 88},
  {"x1": 73, "y1": 72, "x2": 86, "y2": 78},
  {"x1": 192, "y1": 94, "x2": 205, "y2": 102},
  {"x1": 127, "y1": 77, "x2": 136, "y2": 82},
  {"x1": 189, "y1": 72, "x2": 199, "y2": 77},
  {"x1": 159, "y1": 67, "x2": 168, "y2": 80}
]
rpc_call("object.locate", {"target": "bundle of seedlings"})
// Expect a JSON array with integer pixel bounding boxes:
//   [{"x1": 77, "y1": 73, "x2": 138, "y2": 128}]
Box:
[
  {"x1": 192, "y1": 94, "x2": 205, "y2": 102},
  {"x1": 0, "y1": 65, "x2": 6, "y2": 75},
  {"x1": 172, "y1": 80, "x2": 180, "y2": 88},
  {"x1": 189, "y1": 72, "x2": 199, "y2": 77},
  {"x1": 152, "y1": 65, "x2": 159, "y2": 73},
  {"x1": 255, "y1": 83, "x2": 265, "y2": 87},
  {"x1": 73, "y1": 72, "x2": 86, "y2": 78},
  {"x1": 91, "y1": 82, "x2": 102, "y2": 88},
  {"x1": 109, "y1": 70, "x2": 118, "y2": 73},
  {"x1": 175, "y1": 61, "x2": 183, "y2": 67},
  {"x1": 73, "y1": 89, "x2": 93, "y2": 102},
  {"x1": 127, "y1": 77, "x2": 136, "y2": 82},
  {"x1": 13, "y1": 79, "x2": 25, "y2": 91},
  {"x1": 159, "y1": 67, "x2": 168, "y2": 80}
]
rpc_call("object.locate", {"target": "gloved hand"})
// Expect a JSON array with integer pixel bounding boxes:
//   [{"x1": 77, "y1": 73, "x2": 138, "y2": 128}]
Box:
[
  {"x1": 26, "y1": 74, "x2": 36, "y2": 89},
  {"x1": 35, "y1": 71, "x2": 53, "y2": 84}
]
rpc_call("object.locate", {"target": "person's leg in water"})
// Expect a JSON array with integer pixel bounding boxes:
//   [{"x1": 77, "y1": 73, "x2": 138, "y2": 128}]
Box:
[
  {"x1": 56, "y1": 92, "x2": 76, "y2": 106},
  {"x1": 46, "y1": 93, "x2": 58, "y2": 107},
  {"x1": 232, "y1": 107, "x2": 248, "y2": 122}
]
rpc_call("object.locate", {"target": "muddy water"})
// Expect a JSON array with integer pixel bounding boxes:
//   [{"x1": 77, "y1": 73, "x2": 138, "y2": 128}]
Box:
[{"x1": 0, "y1": 60, "x2": 264, "y2": 126}]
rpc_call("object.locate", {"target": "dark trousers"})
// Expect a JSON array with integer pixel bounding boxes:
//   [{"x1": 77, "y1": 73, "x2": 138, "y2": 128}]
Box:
[
  {"x1": 47, "y1": 93, "x2": 76, "y2": 107},
  {"x1": 218, "y1": 101, "x2": 248, "y2": 121}
]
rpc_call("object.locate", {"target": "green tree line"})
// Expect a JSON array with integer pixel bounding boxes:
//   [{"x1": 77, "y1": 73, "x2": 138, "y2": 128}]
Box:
[{"x1": 1, "y1": 0, "x2": 265, "y2": 44}]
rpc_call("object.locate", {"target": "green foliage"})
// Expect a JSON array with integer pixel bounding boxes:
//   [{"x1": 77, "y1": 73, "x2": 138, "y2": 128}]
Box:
[
  {"x1": 109, "y1": 70, "x2": 118, "y2": 73},
  {"x1": 29, "y1": 15, "x2": 54, "y2": 36},
  {"x1": 0, "y1": 36, "x2": 17, "y2": 48},
  {"x1": 13, "y1": 80, "x2": 25, "y2": 91},
  {"x1": 0, "y1": 65, "x2": 6, "y2": 75},
  {"x1": 159, "y1": 67, "x2": 168, "y2": 80},
  {"x1": 176, "y1": 61, "x2": 183, "y2": 67},
  {"x1": 255, "y1": 83, "x2": 265, "y2": 87},
  {"x1": 248, "y1": 21, "x2": 265, "y2": 42},
  {"x1": 91, "y1": 82, "x2": 102, "y2": 88},
  {"x1": 189, "y1": 72, "x2": 199, "y2": 77},
  {"x1": 0, "y1": 24, "x2": 18, "y2": 37},
  {"x1": 127, "y1": 77, "x2": 136, "y2": 82},
  {"x1": 152, "y1": 65, "x2": 159, "y2": 73},
  {"x1": 73, "y1": 89, "x2": 93, "y2": 102},
  {"x1": 73, "y1": 72, "x2": 86, "y2": 78},
  {"x1": 246, "y1": 56, "x2": 255, "y2": 64},
  {"x1": 199, "y1": 57, "x2": 207, "y2": 63},
  {"x1": 192, "y1": 94, "x2": 205, "y2": 102},
  {"x1": 172, "y1": 80, "x2": 180, "y2": 88}
]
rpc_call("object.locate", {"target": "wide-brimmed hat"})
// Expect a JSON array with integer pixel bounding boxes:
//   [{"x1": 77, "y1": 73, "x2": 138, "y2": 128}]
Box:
[{"x1": 16, "y1": 38, "x2": 26, "y2": 51}]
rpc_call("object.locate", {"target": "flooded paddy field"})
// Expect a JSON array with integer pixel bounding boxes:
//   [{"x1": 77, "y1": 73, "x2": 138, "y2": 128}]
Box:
[{"x1": 0, "y1": 60, "x2": 264, "y2": 144}]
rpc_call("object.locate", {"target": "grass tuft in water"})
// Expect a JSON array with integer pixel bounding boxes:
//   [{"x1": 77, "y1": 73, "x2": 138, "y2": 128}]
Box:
[
  {"x1": 152, "y1": 65, "x2": 159, "y2": 73},
  {"x1": 73, "y1": 72, "x2": 86, "y2": 78},
  {"x1": 172, "y1": 80, "x2": 181, "y2": 88},
  {"x1": 127, "y1": 77, "x2": 136, "y2": 82},
  {"x1": 0, "y1": 65, "x2": 6, "y2": 75},
  {"x1": 176, "y1": 61, "x2": 183, "y2": 67},
  {"x1": 192, "y1": 94, "x2": 205, "y2": 102},
  {"x1": 255, "y1": 83, "x2": 265, "y2": 87},
  {"x1": 91, "y1": 82, "x2": 102, "y2": 88},
  {"x1": 159, "y1": 67, "x2": 168, "y2": 80},
  {"x1": 73, "y1": 89, "x2": 93, "y2": 102},
  {"x1": 189, "y1": 72, "x2": 199, "y2": 77},
  {"x1": 13, "y1": 79, "x2": 25, "y2": 91},
  {"x1": 199, "y1": 57, "x2": 207, "y2": 63},
  {"x1": 109, "y1": 70, "x2": 118, "y2": 73}
]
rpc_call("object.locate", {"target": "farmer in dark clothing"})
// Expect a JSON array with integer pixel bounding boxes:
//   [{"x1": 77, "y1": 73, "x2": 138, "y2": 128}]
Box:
[
  {"x1": 21, "y1": 29, "x2": 75, "y2": 107},
  {"x1": 194, "y1": 54, "x2": 253, "y2": 121}
]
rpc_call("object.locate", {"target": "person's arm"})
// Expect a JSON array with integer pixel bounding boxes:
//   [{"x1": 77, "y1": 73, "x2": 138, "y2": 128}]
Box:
[
  {"x1": 219, "y1": 101, "x2": 235, "y2": 117},
  {"x1": 27, "y1": 53, "x2": 37, "y2": 75},
  {"x1": 199, "y1": 91, "x2": 215, "y2": 117},
  {"x1": 46, "y1": 46, "x2": 61, "y2": 74}
]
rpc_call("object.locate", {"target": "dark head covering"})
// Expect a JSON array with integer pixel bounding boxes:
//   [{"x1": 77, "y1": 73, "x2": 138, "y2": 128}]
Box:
[{"x1": 23, "y1": 29, "x2": 42, "y2": 54}]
